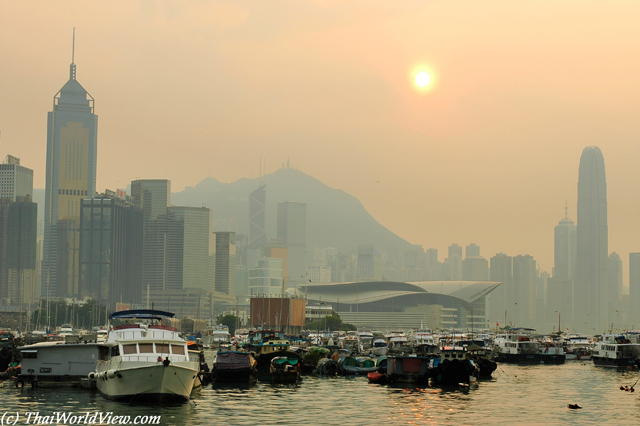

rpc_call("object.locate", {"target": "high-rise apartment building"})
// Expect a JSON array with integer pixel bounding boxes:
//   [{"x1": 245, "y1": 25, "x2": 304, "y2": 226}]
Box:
[
  {"x1": 444, "y1": 244, "x2": 463, "y2": 280},
  {"x1": 215, "y1": 232, "x2": 236, "y2": 295},
  {"x1": 277, "y1": 202, "x2": 306, "y2": 287},
  {"x1": 131, "y1": 179, "x2": 171, "y2": 294},
  {"x1": 575, "y1": 146, "x2": 608, "y2": 333},
  {"x1": 79, "y1": 192, "x2": 143, "y2": 308},
  {"x1": 488, "y1": 253, "x2": 512, "y2": 325},
  {"x1": 43, "y1": 36, "x2": 98, "y2": 299},
  {"x1": 466, "y1": 243, "x2": 480, "y2": 258},
  {"x1": 0, "y1": 156, "x2": 33, "y2": 201}
]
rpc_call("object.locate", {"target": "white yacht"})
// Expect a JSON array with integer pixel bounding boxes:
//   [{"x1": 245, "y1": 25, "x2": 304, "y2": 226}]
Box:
[
  {"x1": 385, "y1": 330, "x2": 412, "y2": 353},
  {"x1": 95, "y1": 310, "x2": 199, "y2": 402}
]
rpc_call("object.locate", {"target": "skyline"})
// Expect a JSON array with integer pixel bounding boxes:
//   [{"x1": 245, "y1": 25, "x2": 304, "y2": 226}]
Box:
[{"x1": 2, "y1": 1, "x2": 640, "y2": 278}]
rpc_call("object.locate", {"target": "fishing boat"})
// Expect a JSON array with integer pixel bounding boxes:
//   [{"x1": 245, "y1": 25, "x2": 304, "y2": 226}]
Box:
[
  {"x1": 213, "y1": 351, "x2": 257, "y2": 383},
  {"x1": 94, "y1": 310, "x2": 199, "y2": 402},
  {"x1": 592, "y1": 334, "x2": 640, "y2": 368},
  {"x1": 386, "y1": 356, "x2": 431, "y2": 383},
  {"x1": 429, "y1": 346, "x2": 479, "y2": 386},
  {"x1": 0, "y1": 330, "x2": 19, "y2": 373},
  {"x1": 270, "y1": 357, "x2": 300, "y2": 383},
  {"x1": 338, "y1": 356, "x2": 378, "y2": 375}
]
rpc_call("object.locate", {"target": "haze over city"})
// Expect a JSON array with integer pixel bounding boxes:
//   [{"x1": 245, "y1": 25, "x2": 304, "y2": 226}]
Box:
[{"x1": 2, "y1": 0, "x2": 640, "y2": 281}]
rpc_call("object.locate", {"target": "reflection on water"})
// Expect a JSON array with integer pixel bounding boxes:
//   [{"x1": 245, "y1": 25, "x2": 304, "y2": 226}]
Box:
[{"x1": 3, "y1": 362, "x2": 640, "y2": 425}]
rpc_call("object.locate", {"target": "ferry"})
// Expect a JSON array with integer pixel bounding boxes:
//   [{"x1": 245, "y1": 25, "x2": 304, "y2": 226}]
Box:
[{"x1": 591, "y1": 334, "x2": 640, "y2": 369}]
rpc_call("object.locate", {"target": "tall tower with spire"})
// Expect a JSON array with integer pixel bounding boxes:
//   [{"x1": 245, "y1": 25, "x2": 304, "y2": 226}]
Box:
[
  {"x1": 575, "y1": 146, "x2": 608, "y2": 334},
  {"x1": 42, "y1": 29, "x2": 98, "y2": 299}
]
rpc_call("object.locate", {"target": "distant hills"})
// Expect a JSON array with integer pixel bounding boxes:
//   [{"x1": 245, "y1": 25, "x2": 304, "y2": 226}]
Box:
[
  {"x1": 172, "y1": 167, "x2": 413, "y2": 256},
  {"x1": 32, "y1": 168, "x2": 414, "y2": 257}
]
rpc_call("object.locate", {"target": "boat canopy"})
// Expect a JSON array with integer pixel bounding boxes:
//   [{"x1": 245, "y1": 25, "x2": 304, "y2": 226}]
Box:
[{"x1": 109, "y1": 309, "x2": 176, "y2": 320}]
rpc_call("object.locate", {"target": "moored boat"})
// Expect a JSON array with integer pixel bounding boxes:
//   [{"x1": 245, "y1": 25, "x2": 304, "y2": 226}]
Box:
[
  {"x1": 270, "y1": 357, "x2": 300, "y2": 383},
  {"x1": 95, "y1": 310, "x2": 199, "y2": 402},
  {"x1": 592, "y1": 334, "x2": 640, "y2": 369},
  {"x1": 16, "y1": 334, "x2": 103, "y2": 387},
  {"x1": 213, "y1": 351, "x2": 257, "y2": 383}
]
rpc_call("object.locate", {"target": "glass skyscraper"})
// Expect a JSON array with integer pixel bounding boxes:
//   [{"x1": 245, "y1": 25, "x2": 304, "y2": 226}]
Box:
[
  {"x1": 575, "y1": 146, "x2": 608, "y2": 333},
  {"x1": 43, "y1": 37, "x2": 98, "y2": 299}
]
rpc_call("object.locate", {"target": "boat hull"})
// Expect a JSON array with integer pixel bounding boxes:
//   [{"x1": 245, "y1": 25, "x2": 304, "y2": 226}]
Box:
[
  {"x1": 497, "y1": 353, "x2": 565, "y2": 365},
  {"x1": 96, "y1": 362, "x2": 198, "y2": 402},
  {"x1": 214, "y1": 367, "x2": 256, "y2": 383},
  {"x1": 592, "y1": 356, "x2": 639, "y2": 368}
]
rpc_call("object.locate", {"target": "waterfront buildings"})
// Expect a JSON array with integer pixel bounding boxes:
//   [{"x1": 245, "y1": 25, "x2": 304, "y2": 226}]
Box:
[
  {"x1": 42, "y1": 40, "x2": 98, "y2": 299},
  {"x1": 488, "y1": 253, "x2": 512, "y2": 325},
  {"x1": 79, "y1": 191, "x2": 143, "y2": 308},
  {"x1": 575, "y1": 146, "x2": 608, "y2": 333},
  {"x1": 277, "y1": 202, "x2": 307, "y2": 288}
]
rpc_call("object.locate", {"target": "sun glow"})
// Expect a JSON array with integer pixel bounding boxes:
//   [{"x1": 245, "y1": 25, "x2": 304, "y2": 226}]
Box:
[{"x1": 415, "y1": 72, "x2": 430, "y2": 87}]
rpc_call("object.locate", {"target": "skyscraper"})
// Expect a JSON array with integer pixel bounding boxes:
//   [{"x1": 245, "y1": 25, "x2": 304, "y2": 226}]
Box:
[
  {"x1": 42, "y1": 32, "x2": 98, "y2": 298},
  {"x1": 79, "y1": 192, "x2": 143, "y2": 308},
  {"x1": 277, "y1": 201, "x2": 307, "y2": 287},
  {"x1": 575, "y1": 146, "x2": 608, "y2": 333},
  {"x1": 249, "y1": 184, "x2": 268, "y2": 247},
  {"x1": 165, "y1": 206, "x2": 214, "y2": 292},
  {"x1": 489, "y1": 253, "x2": 512, "y2": 325},
  {"x1": 553, "y1": 209, "x2": 576, "y2": 280},
  {"x1": 214, "y1": 232, "x2": 236, "y2": 295},
  {"x1": 131, "y1": 179, "x2": 170, "y2": 294}
]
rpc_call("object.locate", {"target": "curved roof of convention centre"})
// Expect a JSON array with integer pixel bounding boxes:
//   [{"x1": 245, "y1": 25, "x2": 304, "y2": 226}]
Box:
[{"x1": 292, "y1": 281, "x2": 501, "y2": 308}]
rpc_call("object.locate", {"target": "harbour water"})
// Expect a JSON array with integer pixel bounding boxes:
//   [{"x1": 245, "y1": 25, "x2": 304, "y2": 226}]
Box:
[{"x1": 3, "y1": 356, "x2": 640, "y2": 425}]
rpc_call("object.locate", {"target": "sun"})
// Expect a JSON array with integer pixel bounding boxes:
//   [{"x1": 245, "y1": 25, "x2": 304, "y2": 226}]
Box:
[{"x1": 415, "y1": 72, "x2": 430, "y2": 87}]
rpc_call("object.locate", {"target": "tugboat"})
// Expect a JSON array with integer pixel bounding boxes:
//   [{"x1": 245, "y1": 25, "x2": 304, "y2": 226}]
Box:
[{"x1": 592, "y1": 334, "x2": 640, "y2": 368}]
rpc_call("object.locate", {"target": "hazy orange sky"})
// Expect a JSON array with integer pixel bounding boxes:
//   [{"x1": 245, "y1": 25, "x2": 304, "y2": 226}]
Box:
[{"x1": 1, "y1": 1, "x2": 640, "y2": 279}]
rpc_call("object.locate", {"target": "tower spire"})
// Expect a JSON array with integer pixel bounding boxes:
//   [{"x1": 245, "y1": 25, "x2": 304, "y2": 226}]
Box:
[{"x1": 70, "y1": 28, "x2": 76, "y2": 80}]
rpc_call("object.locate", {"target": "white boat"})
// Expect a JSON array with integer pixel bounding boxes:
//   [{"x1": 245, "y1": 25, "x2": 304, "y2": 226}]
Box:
[
  {"x1": 210, "y1": 326, "x2": 231, "y2": 348},
  {"x1": 385, "y1": 331, "x2": 412, "y2": 353},
  {"x1": 95, "y1": 310, "x2": 199, "y2": 402},
  {"x1": 371, "y1": 339, "x2": 389, "y2": 356},
  {"x1": 358, "y1": 331, "x2": 374, "y2": 349},
  {"x1": 592, "y1": 334, "x2": 640, "y2": 369}
]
